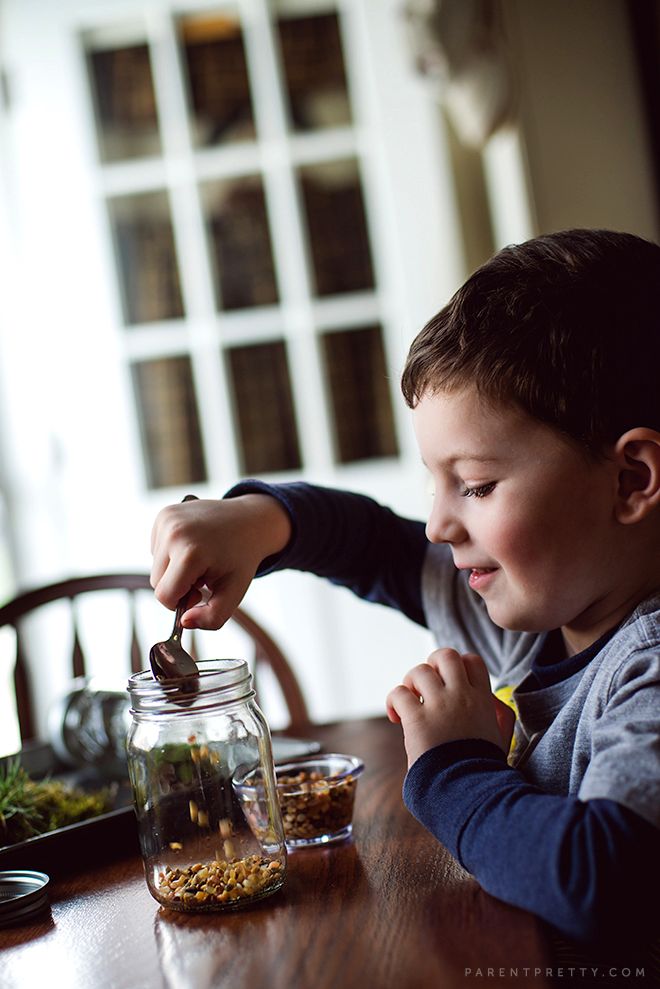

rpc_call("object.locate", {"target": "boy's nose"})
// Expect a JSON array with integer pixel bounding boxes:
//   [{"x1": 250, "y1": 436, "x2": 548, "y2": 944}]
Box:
[{"x1": 425, "y1": 501, "x2": 467, "y2": 545}]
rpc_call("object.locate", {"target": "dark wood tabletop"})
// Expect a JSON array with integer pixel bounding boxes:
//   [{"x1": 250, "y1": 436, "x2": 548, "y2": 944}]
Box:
[{"x1": 0, "y1": 718, "x2": 551, "y2": 989}]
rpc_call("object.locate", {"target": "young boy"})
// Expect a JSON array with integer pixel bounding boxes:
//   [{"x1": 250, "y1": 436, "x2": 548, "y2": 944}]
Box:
[{"x1": 150, "y1": 229, "x2": 660, "y2": 946}]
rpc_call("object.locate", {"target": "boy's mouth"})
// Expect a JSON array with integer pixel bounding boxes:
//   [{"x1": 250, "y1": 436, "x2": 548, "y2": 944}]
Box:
[{"x1": 467, "y1": 567, "x2": 497, "y2": 590}]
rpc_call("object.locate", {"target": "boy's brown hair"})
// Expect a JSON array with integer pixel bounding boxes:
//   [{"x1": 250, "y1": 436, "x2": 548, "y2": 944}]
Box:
[{"x1": 401, "y1": 229, "x2": 660, "y2": 457}]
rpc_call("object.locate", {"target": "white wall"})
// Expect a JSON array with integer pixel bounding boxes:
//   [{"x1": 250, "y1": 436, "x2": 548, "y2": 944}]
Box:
[{"x1": 505, "y1": 0, "x2": 659, "y2": 241}]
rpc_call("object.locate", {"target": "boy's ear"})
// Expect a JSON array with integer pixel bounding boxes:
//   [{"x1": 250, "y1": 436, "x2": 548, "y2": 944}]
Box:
[{"x1": 613, "y1": 428, "x2": 660, "y2": 524}]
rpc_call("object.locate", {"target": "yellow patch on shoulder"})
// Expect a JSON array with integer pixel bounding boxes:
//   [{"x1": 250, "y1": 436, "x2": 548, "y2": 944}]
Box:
[
  {"x1": 494, "y1": 684, "x2": 519, "y2": 762},
  {"x1": 494, "y1": 684, "x2": 518, "y2": 717}
]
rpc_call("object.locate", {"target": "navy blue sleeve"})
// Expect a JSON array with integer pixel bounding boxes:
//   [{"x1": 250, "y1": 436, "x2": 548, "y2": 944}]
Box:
[
  {"x1": 403, "y1": 741, "x2": 660, "y2": 944},
  {"x1": 225, "y1": 479, "x2": 428, "y2": 627}
]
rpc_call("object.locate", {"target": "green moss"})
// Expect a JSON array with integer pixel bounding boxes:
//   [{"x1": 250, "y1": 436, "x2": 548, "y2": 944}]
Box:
[{"x1": 0, "y1": 760, "x2": 113, "y2": 847}]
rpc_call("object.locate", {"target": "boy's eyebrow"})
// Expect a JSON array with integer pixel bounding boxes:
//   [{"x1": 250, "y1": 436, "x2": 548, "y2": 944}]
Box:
[
  {"x1": 451, "y1": 452, "x2": 500, "y2": 464},
  {"x1": 421, "y1": 452, "x2": 501, "y2": 468}
]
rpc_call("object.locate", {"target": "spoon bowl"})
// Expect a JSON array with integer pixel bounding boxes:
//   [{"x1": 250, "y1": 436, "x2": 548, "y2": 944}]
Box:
[{"x1": 149, "y1": 595, "x2": 199, "y2": 685}]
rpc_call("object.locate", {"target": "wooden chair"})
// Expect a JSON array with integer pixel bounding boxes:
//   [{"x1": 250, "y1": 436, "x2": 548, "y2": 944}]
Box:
[{"x1": 0, "y1": 573, "x2": 311, "y2": 743}]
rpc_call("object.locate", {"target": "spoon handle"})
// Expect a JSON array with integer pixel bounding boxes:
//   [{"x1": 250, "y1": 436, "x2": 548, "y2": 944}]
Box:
[
  {"x1": 172, "y1": 599, "x2": 186, "y2": 643},
  {"x1": 171, "y1": 493, "x2": 199, "y2": 642}
]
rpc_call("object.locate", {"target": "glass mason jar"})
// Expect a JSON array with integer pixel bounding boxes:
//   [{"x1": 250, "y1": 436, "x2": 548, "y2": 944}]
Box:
[{"x1": 126, "y1": 659, "x2": 286, "y2": 913}]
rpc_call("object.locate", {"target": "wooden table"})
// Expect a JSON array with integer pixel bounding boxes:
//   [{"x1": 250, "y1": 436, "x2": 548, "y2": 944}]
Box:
[{"x1": 0, "y1": 718, "x2": 551, "y2": 989}]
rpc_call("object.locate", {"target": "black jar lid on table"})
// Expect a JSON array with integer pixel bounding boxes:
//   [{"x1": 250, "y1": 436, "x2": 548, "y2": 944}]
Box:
[{"x1": 0, "y1": 870, "x2": 50, "y2": 927}]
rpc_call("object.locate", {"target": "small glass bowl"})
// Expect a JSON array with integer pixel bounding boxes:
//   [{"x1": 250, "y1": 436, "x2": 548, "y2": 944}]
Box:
[{"x1": 235, "y1": 753, "x2": 364, "y2": 848}]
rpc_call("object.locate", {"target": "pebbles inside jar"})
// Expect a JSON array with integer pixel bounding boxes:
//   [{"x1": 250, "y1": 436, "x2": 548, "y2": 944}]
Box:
[{"x1": 157, "y1": 854, "x2": 283, "y2": 910}]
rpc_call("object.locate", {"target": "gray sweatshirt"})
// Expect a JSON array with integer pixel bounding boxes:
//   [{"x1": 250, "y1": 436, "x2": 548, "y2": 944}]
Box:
[{"x1": 421, "y1": 542, "x2": 660, "y2": 829}]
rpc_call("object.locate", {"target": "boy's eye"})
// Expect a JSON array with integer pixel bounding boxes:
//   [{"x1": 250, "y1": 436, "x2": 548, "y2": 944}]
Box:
[{"x1": 461, "y1": 482, "x2": 496, "y2": 499}]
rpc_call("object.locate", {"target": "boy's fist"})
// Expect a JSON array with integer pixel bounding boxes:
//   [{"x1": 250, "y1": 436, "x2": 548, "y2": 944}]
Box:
[{"x1": 386, "y1": 648, "x2": 512, "y2": 768}]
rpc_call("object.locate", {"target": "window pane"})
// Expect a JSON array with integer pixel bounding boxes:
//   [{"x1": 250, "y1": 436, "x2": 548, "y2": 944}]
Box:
[
  {"x1": 178, "y1": 11, "x2": 256, "y2": 147},
  {"x1": 132, "y1": 358, "x2": 207, "y2": 489},
  {"x1": 299, "y1": 159, "x2": 375, "y2": 296},
  {"x1": 201, "y1": 177, "x2": 279, "y2": 310},
  {"x1": 108, "y1": 192, "x2": 184, "y2": 325},
  {"x1": 87, "y1": 44, "x2": 161, "y2": 162},
  {"x1": 277, "y1": 13, "x2": 352, "y2": 131},
  {"x1": 321, "y1": 326, "x2": 398, "y2": 464},
  {"x1": 226, "y1": 342, "x2": 301, "y2": 474}
]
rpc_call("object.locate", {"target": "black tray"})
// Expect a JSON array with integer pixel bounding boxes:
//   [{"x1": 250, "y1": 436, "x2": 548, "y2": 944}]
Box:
[{"x1": 0, "y1": 804, "x2": 139, "y2": 879}]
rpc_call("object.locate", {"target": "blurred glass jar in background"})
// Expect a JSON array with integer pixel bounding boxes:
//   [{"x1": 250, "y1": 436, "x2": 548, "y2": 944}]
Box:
[
  {"x1": 48, "y1": 678, "x2": 132, "y2": 779},
  {"x1": 126, "y1": 658, "x2": 286, "y2": 912}
]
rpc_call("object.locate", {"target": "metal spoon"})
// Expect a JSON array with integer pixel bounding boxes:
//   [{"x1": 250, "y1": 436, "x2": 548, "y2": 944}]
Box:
[{"x1": 149, "y1": 494, "x2": 200, "y2": 688}]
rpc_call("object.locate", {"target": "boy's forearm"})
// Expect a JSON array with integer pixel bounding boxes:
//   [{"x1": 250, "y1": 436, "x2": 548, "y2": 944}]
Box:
[
  {"x1": 233, "y1": 492, "x2": 293, "y2": 561},
  {"x1": 403, "y1": 743, "x2": 659, "y2": 944},
  {"x1": 225, "y1": 479, "x2": 429, "y2": 626}
]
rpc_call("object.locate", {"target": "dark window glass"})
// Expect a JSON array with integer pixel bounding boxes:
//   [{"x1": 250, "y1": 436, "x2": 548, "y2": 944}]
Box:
[
  {"x1": 299, "y1": 160, "x2": 375, "y2": 296},
  {"x1": 87, "y1": 44, "x2": 161, "y2": 162},
  {"x1": 108, "y1": 192, "x2": 184, "y2": 325},
  {"x1": 179, "y1": 12, "x2": 256, "y2": 146},
  {"x1": 277, "y1": 13, "x2": 352, "y2": 131},
  {"x1": 132, "y1": 357, "x2": 207, "y2": 489},
  {"x1": 202, "y1": 177, "x2": 279, "y2": 310},
  {"x1": 321, "y1": 325, "x2": 398, "y2": 463},
  {"x1": 226, "y1": 341, "x2": 301, "y2": 473}
]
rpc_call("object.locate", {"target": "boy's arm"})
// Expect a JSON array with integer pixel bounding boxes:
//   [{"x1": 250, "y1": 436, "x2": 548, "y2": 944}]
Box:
[
  {"x1": 403, "y1": 745, "x2": 659, "y2": 945},
  {"x1": 388, "y1": 647, "x2": 660, "y2": 944},
  {"x1": 151, "y1": 480, "x2": 430, "y2": 630},
  {"x1": 225, "y1": 479, "x2": 429, "y2": 626}
]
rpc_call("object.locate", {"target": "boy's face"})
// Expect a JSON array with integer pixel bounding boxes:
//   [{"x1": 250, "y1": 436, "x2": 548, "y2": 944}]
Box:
[{"x1": 414, "y1": 386, "x2": 620, "y2": 650}]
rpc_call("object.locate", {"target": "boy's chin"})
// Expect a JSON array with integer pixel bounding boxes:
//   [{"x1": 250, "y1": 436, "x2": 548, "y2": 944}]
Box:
[{"x1": 484, "y1": 601, "x2": 552, "y2": 635}]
